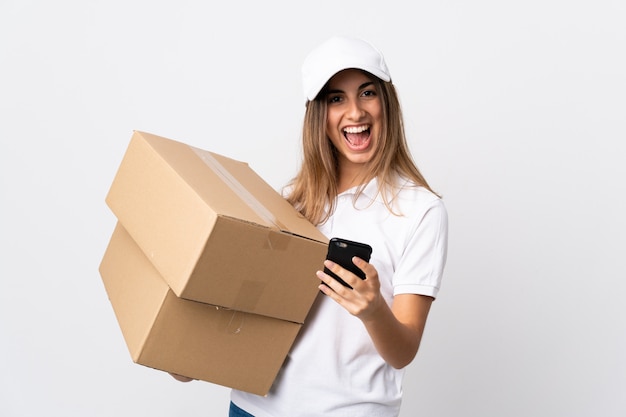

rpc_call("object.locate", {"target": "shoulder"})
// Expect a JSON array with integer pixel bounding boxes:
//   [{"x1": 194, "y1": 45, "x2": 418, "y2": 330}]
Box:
[
  {"x1": 390, "y1": 179, "x2": 446, "y2": 216},
  {"x1": 280, "y1": 183, "x2": 294, "y2": 198}
]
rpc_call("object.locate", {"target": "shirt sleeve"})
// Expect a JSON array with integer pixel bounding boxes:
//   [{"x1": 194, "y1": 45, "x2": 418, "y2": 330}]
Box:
[{"x1": 393, "y1": 198, "x2": 449, "y2": 299}]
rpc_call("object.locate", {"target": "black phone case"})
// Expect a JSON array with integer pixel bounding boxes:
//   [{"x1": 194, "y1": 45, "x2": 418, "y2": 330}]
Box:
[{"x1": 323, "y1": 237, "x2": 373, "y2": 288}]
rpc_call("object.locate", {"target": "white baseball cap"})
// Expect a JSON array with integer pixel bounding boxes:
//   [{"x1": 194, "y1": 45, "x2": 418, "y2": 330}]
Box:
[{"x1": 301, "y1": 36, "x2": 392, "y2": 102}]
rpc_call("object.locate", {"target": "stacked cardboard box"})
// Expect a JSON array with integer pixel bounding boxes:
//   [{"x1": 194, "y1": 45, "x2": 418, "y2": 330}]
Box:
[{"x1": 99, "y1": 131, "x2": 328, "y2": 395}]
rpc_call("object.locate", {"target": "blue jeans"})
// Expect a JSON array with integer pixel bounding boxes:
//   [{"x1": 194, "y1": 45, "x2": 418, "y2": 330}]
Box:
[{"x1": 229, "y1": 401, "x2": 255, "y2": 417}]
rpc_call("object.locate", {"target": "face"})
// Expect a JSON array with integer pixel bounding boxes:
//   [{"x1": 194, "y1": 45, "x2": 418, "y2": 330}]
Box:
[{"x1": 325, "y1": 69, "x2": 382, "y2": 177}]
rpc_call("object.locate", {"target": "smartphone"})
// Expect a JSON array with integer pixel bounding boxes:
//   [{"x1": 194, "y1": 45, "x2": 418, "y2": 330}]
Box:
[{"x1": 323, "y1": 237, "x2": 373, "y2": 288}]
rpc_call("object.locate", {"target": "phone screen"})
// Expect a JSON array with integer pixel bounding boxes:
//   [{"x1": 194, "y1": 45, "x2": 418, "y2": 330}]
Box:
[{"x1": 323, "y1": 238, "x2": 372, "y2": 288}]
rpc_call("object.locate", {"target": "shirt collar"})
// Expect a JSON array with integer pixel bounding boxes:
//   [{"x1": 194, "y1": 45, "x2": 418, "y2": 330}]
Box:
[
  {"x1": 339, "y1": 177, "x2": 380, "y2": 200},
  {"x1": 338, "y1": 176, "x2": 414, "y2": 205}
]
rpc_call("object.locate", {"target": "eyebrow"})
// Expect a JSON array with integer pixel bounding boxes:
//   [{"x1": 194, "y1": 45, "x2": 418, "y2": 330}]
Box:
[{"x1": 327, "y1": 81, "x2": 375, "y2": 95}]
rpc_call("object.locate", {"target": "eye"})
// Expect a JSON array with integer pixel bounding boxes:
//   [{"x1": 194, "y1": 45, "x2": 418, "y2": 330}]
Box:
[
  {"x1": 327, "y1": 95, "x2": 343, "y2": 104},
  {"x1": 361, "y1": 89, "x2": 377, "y2": 98}
]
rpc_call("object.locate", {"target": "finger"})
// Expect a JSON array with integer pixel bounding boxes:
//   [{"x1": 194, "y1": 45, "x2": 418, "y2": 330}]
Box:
[
  {"x1": 316, "y1": 269, "x2": 346, "y2": 293},
  {"x1": 352, "y1": 257, "x2": 380, "y2": 286},
  {"x1": 169, "y1": 372, "x2": 195, "y2": 382},
  {"x1": 323, "y1": 259, "x2": 359, "y2": 288},
  {"x1": 351, "y1": 256, "x2": 371, "y2": 277},
  {"x1": 317, "y1": 272, "x2": 344, "y2": 303}
]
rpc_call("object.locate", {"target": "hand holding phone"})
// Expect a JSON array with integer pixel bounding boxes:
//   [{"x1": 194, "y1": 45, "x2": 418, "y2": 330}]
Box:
[{"x1": 323, "y1": 238, "x2": 372, "y2": 289}]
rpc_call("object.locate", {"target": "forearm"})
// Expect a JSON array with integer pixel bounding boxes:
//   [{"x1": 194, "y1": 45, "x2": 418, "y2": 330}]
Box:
[
  {"x1": 318, "y1": 259, "x2": 434, "y2": 369},
  {"x1": 360, "y1": 294, "x2": 432, "y2": 369}
]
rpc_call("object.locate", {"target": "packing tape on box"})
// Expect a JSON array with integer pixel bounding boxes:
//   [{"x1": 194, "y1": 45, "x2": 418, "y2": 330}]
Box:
[
  {"x1": 233, "y1": 280, "x2": 265, "y2": 312},
  {"x1": 265, "y1": 230, "x2": 290, "y2": 251},
  {"x1": 212, "y1": 280, "x2": 268, "y2": 334},
  {"x1": 215, "y1": 306, "x2": 246, "y2": 334},
  {"x1": 192, "y1": 147, "x2": 289, "y2": 235}
]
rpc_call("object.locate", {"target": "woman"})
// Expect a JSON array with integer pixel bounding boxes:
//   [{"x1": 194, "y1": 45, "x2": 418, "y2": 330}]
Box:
[{"x1": 231, "y1": 36, "x2": 449, "y2": 416}]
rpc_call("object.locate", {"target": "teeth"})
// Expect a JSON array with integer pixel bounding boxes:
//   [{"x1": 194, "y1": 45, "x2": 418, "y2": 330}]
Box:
[{"x1": 343, "y1": 125, "x2": 369, "y2": 134}]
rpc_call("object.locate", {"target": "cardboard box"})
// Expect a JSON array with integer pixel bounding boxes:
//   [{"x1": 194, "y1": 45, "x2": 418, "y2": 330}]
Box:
[
  {"x1": 100, "y1": 223, "x2": 303, "y2": 395},
  {"x1": 105, "y1": 131, "x2": 328, "y2": 323}
]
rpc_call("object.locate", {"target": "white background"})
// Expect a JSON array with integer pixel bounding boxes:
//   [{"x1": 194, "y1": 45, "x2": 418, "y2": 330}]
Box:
[{"x1": 1, "y1": 1, "x2": 625, "y2": 416}]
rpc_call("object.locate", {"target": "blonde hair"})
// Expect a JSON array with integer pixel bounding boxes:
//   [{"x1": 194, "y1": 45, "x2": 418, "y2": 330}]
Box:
[{"x1": 285, "y1": 72, "x2": 437, "y2": 225}]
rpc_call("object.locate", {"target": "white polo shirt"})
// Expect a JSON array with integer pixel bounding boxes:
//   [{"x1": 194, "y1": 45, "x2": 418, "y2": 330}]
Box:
[{"x1": 231, "y1": 177, "x2": 448, "y2": 417}]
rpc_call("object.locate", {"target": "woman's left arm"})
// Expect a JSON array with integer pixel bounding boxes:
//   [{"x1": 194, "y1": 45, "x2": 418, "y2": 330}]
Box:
[{"x1": 318, "y1": 258, "x2": 433, "y2": 369}]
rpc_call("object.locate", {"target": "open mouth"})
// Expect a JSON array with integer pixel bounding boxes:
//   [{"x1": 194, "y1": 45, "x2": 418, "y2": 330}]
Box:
[{"x1": 343, "y1": 125, "x2": 371, "y2": 150}]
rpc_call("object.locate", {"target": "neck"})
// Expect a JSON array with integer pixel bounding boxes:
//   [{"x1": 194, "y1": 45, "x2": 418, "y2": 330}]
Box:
[{"x1": 337, "y1": 166, "x2": 369, "y2": 194}]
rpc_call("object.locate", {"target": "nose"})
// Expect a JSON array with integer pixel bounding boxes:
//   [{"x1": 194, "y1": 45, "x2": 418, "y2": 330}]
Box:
[{"x1": 346, "y1": 98, "x2": 365, "y2": 120}]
